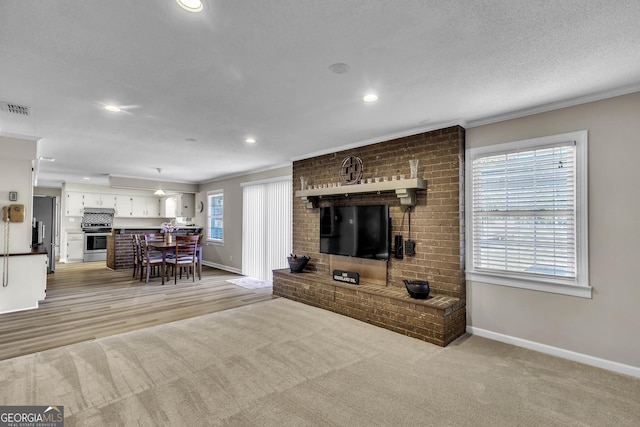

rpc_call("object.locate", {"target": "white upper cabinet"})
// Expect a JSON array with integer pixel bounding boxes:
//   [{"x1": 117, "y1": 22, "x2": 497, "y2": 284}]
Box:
[
  {"x1": 114, "y1": 195, "x2": 133, "y2": 217},
  {"x1": 162, "y1": 194, "x2": 195, "y2": 218},
  {"x1": 65, "y1": 192, "x2": 84, "y2": 216},
  {"x1": 179, "y1": 193, "x2": 195, "y2": 217},
  {"x1": 65, "y1": 191, "x2": 161, "y2": 218},
  {"x1": 83, "y1": 192, "x2": 116, "y2": 208},
  {"x1": 131, "y1": 196, "x2": 161, "y2": 217}
]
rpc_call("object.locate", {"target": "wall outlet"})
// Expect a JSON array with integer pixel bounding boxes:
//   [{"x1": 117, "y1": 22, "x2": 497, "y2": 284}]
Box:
[{"x1": 229, "y1": 255, "x2": 233, "y2": 262}]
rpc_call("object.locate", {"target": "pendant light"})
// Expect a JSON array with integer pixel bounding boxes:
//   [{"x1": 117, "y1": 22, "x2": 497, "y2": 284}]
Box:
[{"x1": 154, "y1": 168, "x2": 166, "y2": 196}]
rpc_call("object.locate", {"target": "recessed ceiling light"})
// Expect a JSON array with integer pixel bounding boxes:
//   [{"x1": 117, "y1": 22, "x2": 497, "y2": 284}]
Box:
[
  {"x1": 176, "y1": 0, "x2": 203, "y2": 12},
  {"x1": 83, "y1": 177, "x2": 91, "y2": 180},
  {"x1": 104, "y1": 105, "x2": 121, "y2": 112},
  {"x1": 363, "y1": 94, "x2": 378, "y2": 103},
  {"x1": 38, "y1": 156, "x2": 55, "y2": 162},
  {"x1": 245, "y1": 138, "x2": 256, "y2": 144}
]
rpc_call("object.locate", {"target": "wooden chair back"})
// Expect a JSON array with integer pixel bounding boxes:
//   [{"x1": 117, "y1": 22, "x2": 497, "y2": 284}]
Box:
[
  {"x1": 143, "y1": 234, "x2": 164, "y2": 261},
  {"x1": 187, "y1": 233, "x2": 204, "y2": 244},
  {"x1": 175, "y1": 235, "x2": 199, "y2": 260},
  {"x1": 168, "y1": 235, "x2": 199, "y2": 283},
  {"x1": 131, "y1": 234, "x2": 142, "y2": 278}
]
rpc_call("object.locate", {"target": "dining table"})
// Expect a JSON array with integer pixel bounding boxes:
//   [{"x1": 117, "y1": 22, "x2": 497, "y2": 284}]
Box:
[{"x1": 147, "y1": 241, "x2": 204, "y2": 285}]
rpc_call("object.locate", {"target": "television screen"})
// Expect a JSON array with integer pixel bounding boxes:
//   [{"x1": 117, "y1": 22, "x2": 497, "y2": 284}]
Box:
[{"x1": 319, "y1": 205, "x2": 390, "y2": 260}]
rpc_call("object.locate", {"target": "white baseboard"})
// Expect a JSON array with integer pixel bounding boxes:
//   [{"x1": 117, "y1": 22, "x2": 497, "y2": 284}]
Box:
[
  {"x1": 467, "y1": 326, "x2": 640, "y2": 379},
  {"x1": 201, "y1": 260, "x2": 242, "y2": 275}
]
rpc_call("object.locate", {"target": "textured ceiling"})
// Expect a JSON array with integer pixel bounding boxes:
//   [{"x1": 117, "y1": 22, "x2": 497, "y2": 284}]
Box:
[{"x1": 1, "y1": 0, "x2": 639, "y2": 187}]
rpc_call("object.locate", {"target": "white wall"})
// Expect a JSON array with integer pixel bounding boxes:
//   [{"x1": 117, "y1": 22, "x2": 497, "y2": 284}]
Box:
[
  {"x1": 0, "y1": 134, "x2": 37, "y2": 252},
  {"x1": 466, "y1": 92, "x2": 640, "y2": 371},
  {"x1": 197, "y1": 165, "x2": 292, "y2": 273},
  {"x1": 0, "y1": 134, "x2": 48, "y2": 313}
]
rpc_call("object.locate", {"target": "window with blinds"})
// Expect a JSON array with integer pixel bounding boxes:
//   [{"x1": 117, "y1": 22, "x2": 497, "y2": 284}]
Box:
[
  {"x1": 207, "y1": 191, "x2": 223, "y2": 242},
  {"x1": 466, "y1": 131, "x2": 590, "y2": 297}
]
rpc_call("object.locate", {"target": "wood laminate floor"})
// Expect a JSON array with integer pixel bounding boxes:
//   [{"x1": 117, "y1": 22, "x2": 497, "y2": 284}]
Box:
[{"x1": 0, "y1": 261, "x2": 275, "y2": 361}]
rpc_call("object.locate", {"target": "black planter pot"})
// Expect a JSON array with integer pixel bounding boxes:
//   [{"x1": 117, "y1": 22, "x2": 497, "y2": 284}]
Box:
[
  {"x1": 287, "y1": 256, "x2": 309, "y2": 273},
  {"x1": 403, "y1": 280, "x2": 430, "y2": 299}
]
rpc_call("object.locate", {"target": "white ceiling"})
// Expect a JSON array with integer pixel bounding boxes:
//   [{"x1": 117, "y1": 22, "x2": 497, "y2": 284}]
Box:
[{"x1": 2, "y1": 1, "x2": 640, "y2": 188}]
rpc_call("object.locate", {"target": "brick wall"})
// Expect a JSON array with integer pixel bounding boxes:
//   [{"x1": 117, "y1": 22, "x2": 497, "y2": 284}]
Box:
[{"x1": 292, "y1": 126, "x2": 465, "y2": 298}]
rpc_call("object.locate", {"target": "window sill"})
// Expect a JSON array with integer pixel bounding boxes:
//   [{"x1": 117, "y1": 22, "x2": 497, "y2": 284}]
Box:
[
  {"x1": 206, "y1": 239, "x2": 223, "y2": 246},
  {"x1": 466, "y1": 271, "x2": 592, "y2": 298}
]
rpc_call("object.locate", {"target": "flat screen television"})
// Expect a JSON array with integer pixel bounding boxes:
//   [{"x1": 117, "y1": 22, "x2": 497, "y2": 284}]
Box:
[{"x1": 319, "y1": 205, "x2": 390, "y2": 260}]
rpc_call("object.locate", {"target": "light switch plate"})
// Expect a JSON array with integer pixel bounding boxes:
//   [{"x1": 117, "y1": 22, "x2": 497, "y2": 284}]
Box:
[{"x1": 9, "y1": 191, "x2": 17, "y2": 201}]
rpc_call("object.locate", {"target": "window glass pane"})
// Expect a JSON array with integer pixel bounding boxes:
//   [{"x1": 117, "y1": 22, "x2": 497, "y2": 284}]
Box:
[
  {"x1": 471, "y1": 143, "x2": 576, "y2": 280},
  {"x1": 207, "y1": 192, "x2": 223, "y2": 242}
]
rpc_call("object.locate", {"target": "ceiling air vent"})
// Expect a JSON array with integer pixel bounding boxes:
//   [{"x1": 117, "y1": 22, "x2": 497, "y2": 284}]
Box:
[{"x1": 1, "y1": 102, "x2": 31, "y2": 116}]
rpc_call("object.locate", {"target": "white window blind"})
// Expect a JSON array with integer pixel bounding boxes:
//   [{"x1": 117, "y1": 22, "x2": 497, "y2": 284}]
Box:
[
  {"x1": 472, "y1": 142, "x2": 576, "y2": 278},
  {"x1": 466, "y1": 130, "x2": 589, "y2": 297},
  {"x1": 242, "y1": 177, "x2": 292, "y2": 282}
]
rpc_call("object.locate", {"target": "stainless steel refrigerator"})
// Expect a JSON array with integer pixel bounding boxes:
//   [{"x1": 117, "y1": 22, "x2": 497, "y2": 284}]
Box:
[{"x1": 33, "y1": 195, "x2": 58, "y2": 274}]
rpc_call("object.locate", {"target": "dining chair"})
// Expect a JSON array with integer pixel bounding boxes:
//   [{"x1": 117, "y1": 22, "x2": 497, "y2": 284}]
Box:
[
  {"x1": 141, "y1": 234, "x2": 166, "y2": 284},
  {"x1": 131, "y1": 234, "x2": 142, "y2": 279},
  {"x1": 187, "y1": 233, "x2": 204, "y2": 278},
  {"x1": 144, "y1": 233, "x2": 165, "y2": 255},
  {"x1": 166, "y1": 235, "x2": 199, "y2": 284},
  {"x1": 188, "y1": 232, "x2": 204, "y2": 243}
]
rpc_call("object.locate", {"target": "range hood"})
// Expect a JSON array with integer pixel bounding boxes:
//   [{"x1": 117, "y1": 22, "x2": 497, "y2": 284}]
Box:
[{"x1": 81, "y1": 208, "x2": 115, "y2": 232}]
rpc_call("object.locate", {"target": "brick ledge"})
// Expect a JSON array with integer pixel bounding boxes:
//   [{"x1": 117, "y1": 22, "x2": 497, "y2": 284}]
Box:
[
  {"x1": 273, "y1": 269, "x2": 459, "y2": 311},
  {"x1": 272, "y1": 269, "x2": 466, "y2": 346}
]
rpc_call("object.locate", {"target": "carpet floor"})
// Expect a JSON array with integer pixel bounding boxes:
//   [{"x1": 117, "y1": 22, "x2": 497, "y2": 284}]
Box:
[{"x1": 1, "y1": 298, "x2": 638, "y2": 426}]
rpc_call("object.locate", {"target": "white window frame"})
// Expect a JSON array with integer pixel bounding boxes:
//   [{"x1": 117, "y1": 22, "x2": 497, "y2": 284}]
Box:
[
  {"x1": 206, "y1": 190, "x2": 224, "y2": 244},
  {"x1": 465, "y1": 130, "x2": 590, "y2": 298}
]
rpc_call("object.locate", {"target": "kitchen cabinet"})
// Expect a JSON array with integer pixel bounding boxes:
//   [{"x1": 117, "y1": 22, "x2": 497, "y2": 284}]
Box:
[
  {"x1": 162, "y1": 193, "x2": 195, "y2": 218},
  {"x1": 65, "y1": 192, "x2": 85, "y2": 216},
  {"x1": 148, "y1": 197, "x2": 162, "y2": 217},
  {"x1": 65, "y1": 191, "x2": 116, "y2": 216},
  {"x1": 84, "y1": 193, "x2": 116, "y2": 208},
  {"x1": 179, "y1": 193, "x2": 195, "y2": 217},
  {"x1": 114, "y1": 195, "x2": 133, "y2": 218},
  {"x1": 0, "y1": 254, "x2": 48, "y2": 313},
  {"x1": 65, "y1": 191, "x2": 161, "y2": 218},
  {"x1": 131, "y1": 196, "x2": 161, "y2": 217},
  {"x1": 66, "y1": 232, "x2": 84, "y2": 262}
]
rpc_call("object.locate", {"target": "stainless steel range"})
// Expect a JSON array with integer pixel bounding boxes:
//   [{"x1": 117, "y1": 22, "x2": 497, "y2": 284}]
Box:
[{"x1": 81, "y1": 208, "x2": 114, "y2": 262}]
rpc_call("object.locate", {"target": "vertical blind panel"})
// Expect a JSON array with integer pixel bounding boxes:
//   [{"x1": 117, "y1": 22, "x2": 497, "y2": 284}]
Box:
[
  {"x1": 242, "y1": 185, "x2": 266, "y2": 281},
  {"x1": 472, "y1": 144, "x2": 577, "y2": 279},
  {"x1": 242, "y1": 179, "x2": 292, "y2": 282},
  {"x1": 265, "y1": 180, "x2": 292, "y2": 281}
]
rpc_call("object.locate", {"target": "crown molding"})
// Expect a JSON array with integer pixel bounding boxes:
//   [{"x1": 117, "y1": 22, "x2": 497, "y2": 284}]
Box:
[{"x1": 467, "y1": 84, "x2": 640, "y2": 128}]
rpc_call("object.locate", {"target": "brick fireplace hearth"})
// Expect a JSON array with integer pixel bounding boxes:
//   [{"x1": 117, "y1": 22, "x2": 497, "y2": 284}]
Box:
[{"x1": 273, "y1": 126, "x2": 465, "y2": 346}]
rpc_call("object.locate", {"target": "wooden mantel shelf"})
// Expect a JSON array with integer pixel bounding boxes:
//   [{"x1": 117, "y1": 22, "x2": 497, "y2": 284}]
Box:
[{"x1": 295, "y1": 178, "x2": 427, "y2": 208}]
